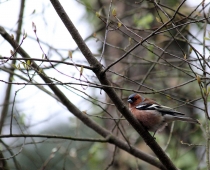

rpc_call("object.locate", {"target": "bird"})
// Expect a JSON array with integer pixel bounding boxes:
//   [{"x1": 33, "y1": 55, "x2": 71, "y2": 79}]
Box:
[{"x1": 127, "y1": 93, "x2": 200, "y2": 135}]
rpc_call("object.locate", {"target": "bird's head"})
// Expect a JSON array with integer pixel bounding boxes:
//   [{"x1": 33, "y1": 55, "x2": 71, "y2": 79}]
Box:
[{"x1": 127, "y1": 94, "x2": 145, "y2": 107}]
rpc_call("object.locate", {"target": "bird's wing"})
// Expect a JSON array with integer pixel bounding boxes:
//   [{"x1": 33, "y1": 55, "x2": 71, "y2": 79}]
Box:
[{"x1": 136, "y1": 103, "x2": 184, "y2": 116}]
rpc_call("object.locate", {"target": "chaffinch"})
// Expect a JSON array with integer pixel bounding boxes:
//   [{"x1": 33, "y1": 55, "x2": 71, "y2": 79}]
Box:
[{"x1": 127, "y1": 93, "x2": 200, "y2": 135}]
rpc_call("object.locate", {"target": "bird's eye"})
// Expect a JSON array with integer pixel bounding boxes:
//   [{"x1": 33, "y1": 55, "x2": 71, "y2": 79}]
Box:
[{"x1": 132, "y1": 97, "x2": 136, "y2": 101}]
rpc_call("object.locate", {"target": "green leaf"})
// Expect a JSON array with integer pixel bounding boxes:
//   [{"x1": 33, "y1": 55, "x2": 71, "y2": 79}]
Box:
[
  {"x1": 27, "y1": 60, "x2": 31, "y2": 66},
  {"x1": 19, "y1": 113, "x2": 26, "y2": 125},
  {"x1": 39, "y1": 68, "x2": 43, "y2": 74},
  {"x1": 112, "y1": 8, "x2": 117, "y2": 17},
  {"x1": 17, "y1": 63, "x2": 20, "y2": 69},
  {"x1": 12, "y1": 64, "x2": 17, "y2": 69},
  {"x1": 204, "y1": 37, "x2": 210, "y2": 40}
]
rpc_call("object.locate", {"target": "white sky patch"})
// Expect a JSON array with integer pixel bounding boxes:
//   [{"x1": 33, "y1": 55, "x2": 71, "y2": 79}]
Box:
[{"x1": 0, "y1": 0, "x2": 103, "y2": 133}]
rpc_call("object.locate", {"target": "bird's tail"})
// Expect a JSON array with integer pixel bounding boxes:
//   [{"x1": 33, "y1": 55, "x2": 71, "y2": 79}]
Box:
[{"x1": 174, "y1": 116, "x2": 200, "y2": 124}]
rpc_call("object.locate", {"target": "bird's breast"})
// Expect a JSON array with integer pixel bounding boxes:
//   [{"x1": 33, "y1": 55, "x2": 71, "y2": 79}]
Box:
[{"x1": 130, "y1": 108, "x2": 166, "y2": 132}]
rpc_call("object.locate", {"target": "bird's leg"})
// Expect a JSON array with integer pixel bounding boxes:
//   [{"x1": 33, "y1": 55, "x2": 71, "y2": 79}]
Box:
[{"x1": 152, "y1": 123, "x2": 166, "y2": 139}]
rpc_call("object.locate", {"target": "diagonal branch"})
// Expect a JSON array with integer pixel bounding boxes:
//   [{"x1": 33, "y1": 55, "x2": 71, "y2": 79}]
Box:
[{"x1": 49, "y1": 0, "x2": 178, "y2": 169}]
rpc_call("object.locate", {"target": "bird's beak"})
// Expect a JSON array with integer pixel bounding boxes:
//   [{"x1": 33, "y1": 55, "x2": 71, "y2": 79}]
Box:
[{"x1": 127, "y1": 99, "x2": 133, "y2": 103}]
